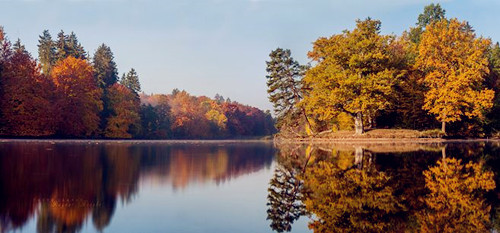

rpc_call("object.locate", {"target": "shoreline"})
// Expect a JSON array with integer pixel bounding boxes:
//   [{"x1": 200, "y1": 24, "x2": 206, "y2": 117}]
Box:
[
  {"x1": 275, "y1": 138, "x2": 500, "y2": 144},
  {"x1": 0, "y1": 138, "x2": 275, "y2": 144},
  {"x1": 0, "y1": 138, "x2": 498, "y2": 144}
]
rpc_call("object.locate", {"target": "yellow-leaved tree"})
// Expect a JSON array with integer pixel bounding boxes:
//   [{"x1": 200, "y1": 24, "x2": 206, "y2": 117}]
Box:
[
  {"x1": 301, "y1": 18, "x2": 405, "y2": 134},
  {"x1": 416, "y1": 18, "x2": 495, "y2": 133}
]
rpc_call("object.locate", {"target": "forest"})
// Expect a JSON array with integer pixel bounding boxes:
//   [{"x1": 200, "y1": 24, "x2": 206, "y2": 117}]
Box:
[
  {"x1": 0, "y1": 28, "x2": 275, "y2": 139},
  {"x1": 266, "y1": 4, "x2": 500, "y2": 138}
]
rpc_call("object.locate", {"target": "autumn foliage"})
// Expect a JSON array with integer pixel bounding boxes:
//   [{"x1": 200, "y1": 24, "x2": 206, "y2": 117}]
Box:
[
  {"x1": 105, "y1": 83, "x2": 140, "y2": 138},
  {"x1": 416, "y1": 19, "x2": 494, "y2": 133},
  {"x1": 0, "y1": 28, "x2": 274, "y2": 138},
  {"x1": 51, "y1": 56, "x2": 103, "y2": 137},
  {"x1": 267, "y1": 4, "x2": 499, "y2": 137},
  {"x1": 0, "y1": 47, "x2": 55, "y2": 136}
]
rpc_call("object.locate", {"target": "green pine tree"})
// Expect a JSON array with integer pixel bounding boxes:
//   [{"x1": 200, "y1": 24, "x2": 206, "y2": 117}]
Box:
[
  {"x1": 265, "y1": 48, "x2": 311, "y2": 134},
  {"x1": 409, "y1": 3, "x2": 446, "y2": 43},
  {"x1": 120, "y1": 68, "x2": 141, "y2": 94},
  {"x1": 55, "y1": 30, "x2": 67, "y2": 61},
  {"x1": 93, "y1": 43, "x2": 118, "y2": 88},
  {"x1": 37, "y1": 30, "x2": 56, "y2": 74}
]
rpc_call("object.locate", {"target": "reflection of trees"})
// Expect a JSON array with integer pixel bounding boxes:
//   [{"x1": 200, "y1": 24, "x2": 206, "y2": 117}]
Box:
[
  {"x1": 267, "y1": 145, "x2": 311, "y2": 232},
  {"x1": 303, "y1": 151, "x2": 404, "y2": 233},
  {"x1": 417, "y1": 157, "x2": 495, "y2": 232},
  {"x1": 0, "y1": 142, "x2": 274, "y2": 232},
  {"x1": 270, "y1": 142, "x2": 500, "y2": 232}
]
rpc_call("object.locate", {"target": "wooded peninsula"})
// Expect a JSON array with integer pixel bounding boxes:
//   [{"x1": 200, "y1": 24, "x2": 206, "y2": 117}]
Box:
[{"x1": 266, "y1": 4, "x2": 499, "y2": 139}]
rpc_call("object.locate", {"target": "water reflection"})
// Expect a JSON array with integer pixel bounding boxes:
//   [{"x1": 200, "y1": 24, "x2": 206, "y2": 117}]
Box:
[
  {"x1": 0, "y1": 141, "x2": 274, "y2": 232},
  {"x1": 268, "y1": 141, "x2": 500, "y2": 232}
]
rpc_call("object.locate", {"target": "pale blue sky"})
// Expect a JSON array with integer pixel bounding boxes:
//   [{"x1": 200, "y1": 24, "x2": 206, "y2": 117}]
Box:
[{"x1": 1, "y1": 0, "x2": 500, "y2": 110}]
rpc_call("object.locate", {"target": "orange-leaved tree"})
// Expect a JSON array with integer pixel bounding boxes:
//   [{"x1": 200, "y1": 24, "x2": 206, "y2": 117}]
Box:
[
  {"x1": 0, "y1": 41, "x2": 56, "y2": 136},
  {"x1": 416, "y1": 19, "x2": 494, "y2": 134},
  {"x1": 104, "y1": 83, "x2": 140, "y2": 138},
  {"x1": 51, "y1": 56, "x2": 103, "y2": 137}
]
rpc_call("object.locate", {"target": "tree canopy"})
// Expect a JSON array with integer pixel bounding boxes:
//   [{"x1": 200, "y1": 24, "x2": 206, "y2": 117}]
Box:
[
  {"x1": 416, "y1": 18, "x2": 494, "y2": 133},
  {"x1": 301, "y1": 18, "x2": 404, "y2": 134}
]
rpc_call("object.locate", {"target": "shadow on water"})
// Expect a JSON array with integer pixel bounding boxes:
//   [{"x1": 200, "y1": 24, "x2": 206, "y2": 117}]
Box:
[
  {"x1": 0, "y1": 141, "x2": 274, "y2": 233},
  {"x1": 267, "y1": 141, "x2": 500, "y2": 233}
]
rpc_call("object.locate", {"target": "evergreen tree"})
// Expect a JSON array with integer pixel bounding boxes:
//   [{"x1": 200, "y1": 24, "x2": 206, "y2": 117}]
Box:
[
  {"x1": 409, "y1": 3, "x2": 446, "y2": 43},
  {"x1": 93, "y1": 44, "x2": 118, "y2": 88},
  {"x1": 265, "y1": 48, "x2": 311, "y2": 133},
  {"x1": 120, "y1": 68, "x2": 141, "y2": 94},
  {"x1": 55, "y1": 30, "x2": 67, "y2": 61},
  {"x1": 37, "y1": 30, "x2": 56, "y2": 74},
  {"x1": 66, "y1": 32, "x2": 86, "y2": 59},
  {"x1": 55, "y1": 30, "x2": 86, "y2": 61},
  {"x1": 214, "y1": 93, "x2": 225, "y2": 104},
  {"x1": 417, "y1": 3, "x2": 446, "y2": 28},
  {"x1": 12, "y1": 39, "x2": 26, "y2": 53}
]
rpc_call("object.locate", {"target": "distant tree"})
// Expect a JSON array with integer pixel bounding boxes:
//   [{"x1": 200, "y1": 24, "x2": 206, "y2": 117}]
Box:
[
  {"x1": 12, "y1": 39, "x2": 25, "y2": 52},
  {"x1": 51, "y1": 57, "x2": 103, "y2": 137},
  {"x1": 55, "y1": 30, "x2": 86, "y2": 61},
  {"x1": 93, "y1": 44, "x2": 119, "y2": 136},
  {"x1": 66, "y1": 32, "x2": 87, "y2": 59},
  {"x1": 104, "y1": 83, "x2": 140, "y2": 138},
  {"x1": 266, "y1": 48, "x2": 312, "y2": 134},
  {"x1": 0, "y1": 39, "x2": 55, "y2": 136},
  {"x1": 139, "y1": 103, "x2": 171, "y2": 139},
  {"x1": 120, "y1": 68, "x2": 141, "y2": 94},
  {"x1": 171, "y1": 88, "x2": 180, "y2": 96},
  {"x1": 93, "y1": 44, "x2": 118, "y2": 88},
  {"x1": 55, "y1": 30, "x2": 67, "y2": 61},
  {"x1": 302, "y1": 18, "x2": 404, "y2": 134},
  {"x1": 214, "y1": 93, "x2": 225, "y2": 104},
  {"x1": 416, "y1": 19, "x2": 494, "y2": 133},
  {"x1": 38, "y1": 30, "x2": 56, "y2": 74}
]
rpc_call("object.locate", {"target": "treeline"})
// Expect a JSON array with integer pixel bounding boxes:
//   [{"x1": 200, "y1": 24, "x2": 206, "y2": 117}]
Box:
[
  {"x1": 0, "y1": 28, "x2": 275, "y2": 139},
  {"x1": 267, "y1": 4, "x2": 500, "y2": 137},
  {"x1": 140, "y1": 91, "x2": 275, "y2": 139}
]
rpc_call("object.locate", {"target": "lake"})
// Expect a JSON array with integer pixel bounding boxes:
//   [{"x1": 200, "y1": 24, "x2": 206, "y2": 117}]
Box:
[{"x1": 0, "y1": 140, "x2": 499, "y2": 232}]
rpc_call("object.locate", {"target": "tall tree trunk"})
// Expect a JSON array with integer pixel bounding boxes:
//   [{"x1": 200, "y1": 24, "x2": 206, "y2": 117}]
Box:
[
  {"x1": 354, "y1": 112, "x2": 364, "y2": 135},
  {"x1": 441, "y1": 121, "x2": 446, "y2": 134}
]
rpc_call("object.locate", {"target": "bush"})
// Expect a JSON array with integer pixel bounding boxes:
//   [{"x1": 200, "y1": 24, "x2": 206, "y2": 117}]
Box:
[{"x1": 419, "y1": 129, "x2": 446, "y2": 138}]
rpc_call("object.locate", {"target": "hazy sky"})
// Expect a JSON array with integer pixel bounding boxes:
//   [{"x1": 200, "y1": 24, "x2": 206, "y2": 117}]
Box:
[{"x1": 1, "y1": 0, "x2": 500, "y2": 110}]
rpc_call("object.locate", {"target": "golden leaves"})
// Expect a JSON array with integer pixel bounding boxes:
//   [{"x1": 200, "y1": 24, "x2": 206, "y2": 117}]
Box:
[{"x1": 417, "y1": 19, "x2": 494, "y2": 125}]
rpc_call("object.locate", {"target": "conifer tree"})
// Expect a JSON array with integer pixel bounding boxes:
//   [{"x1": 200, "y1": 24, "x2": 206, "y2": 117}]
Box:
[
  {"x1": 37, "y1": 30, "x2": 56, "y2": 74},
  {"x1": 66, "y1": 32, "x2": 86, "y2": 59},
  {"x1": 55, "y1": 30, "x2": 86, "y2": 61},
  {"x1": 55, "y1": 30, "x2": 67, "y2": 61},
  {"x1": 120, "y1": 68, "x2": 141, "y2": 94},
  {"x1": 266, "y1": 48, "x2": 311, "y2": 134},
  {"x1": 93, "y1": 44, "x2": 118, "y2": 88}
]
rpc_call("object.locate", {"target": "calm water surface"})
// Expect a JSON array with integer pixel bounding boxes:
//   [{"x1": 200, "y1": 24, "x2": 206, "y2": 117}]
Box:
[{"x1": 0, "y1": 140, "x2": 499, "y2": 232}]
